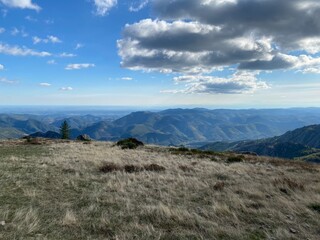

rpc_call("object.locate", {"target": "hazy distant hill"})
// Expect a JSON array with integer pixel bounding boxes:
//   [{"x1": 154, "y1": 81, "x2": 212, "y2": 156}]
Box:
[
  {"x1": 0, "y1": 114, "x2": 56, "y2": 138},
  {"x1": 0, "y1": 114, "x2": 115, "y2": 139},
  {"x1": 201, "y1": 124, "x2": 320, "y2": 161},
  {"x1": 81, "y1": 108, "x2": 320, "y2": 145},
  {"x1": 3, "y1": 108, "x2": 320, "y2": 146}
]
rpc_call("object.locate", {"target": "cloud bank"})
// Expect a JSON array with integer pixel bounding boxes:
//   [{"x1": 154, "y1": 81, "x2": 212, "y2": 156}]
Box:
[
  {"x1": 118, "y1": 0, "x2": 320, "y2": 94},
  {"x1": 163, "y1": 72, "x2": 269, "y2": 94}
]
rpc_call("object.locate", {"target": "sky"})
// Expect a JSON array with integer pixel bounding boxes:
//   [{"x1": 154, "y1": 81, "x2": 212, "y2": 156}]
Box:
[{"x1": 1, "y1": 0, "x2": 320, "y2": 108}]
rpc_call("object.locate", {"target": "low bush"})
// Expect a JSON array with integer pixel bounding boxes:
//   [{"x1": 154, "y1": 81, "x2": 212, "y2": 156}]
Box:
[
  {"x1": 144, "y1": 164, "x2": 166, "y2": 172},
  {"x1": 213, "y1": 181, "x2": 225, "y2": 191},
  {"x1": 99, "y1": 163, "x2": 121, "y2": 173},
  {"x1": 226, "y1": 155, "x2": 244, "y2": 163},
  {"x1": 308, "y1": 204, "x2": 320, "y2": 213},
  {"x1": 99, "y1": 163, "x2": 165, "y2": 173},
  {"x1": 124, "y1": 165, "x2": 144, "y2": 173},
  {"x1": 116, "y1": 138, "x2": 144, "y2": 149}
]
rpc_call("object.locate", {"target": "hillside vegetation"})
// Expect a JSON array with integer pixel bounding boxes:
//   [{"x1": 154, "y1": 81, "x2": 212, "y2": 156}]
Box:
[
  {"x1": 0, "y1": 139, "x2": 319, "y2": 239},
  {"x1": 201, "y1": 124, "x2": 320, "y2": 162}
]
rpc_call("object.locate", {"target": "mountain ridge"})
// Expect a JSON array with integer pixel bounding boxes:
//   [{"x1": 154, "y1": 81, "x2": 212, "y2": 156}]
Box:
[{"x1": 2, "y1": 108, "x2": 320, "y2": 146}]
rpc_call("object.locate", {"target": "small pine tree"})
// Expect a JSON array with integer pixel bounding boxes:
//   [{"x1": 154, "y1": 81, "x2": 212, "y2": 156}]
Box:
[{"x1": 60, "y1": 120, "x2": 70, "y2": 139}]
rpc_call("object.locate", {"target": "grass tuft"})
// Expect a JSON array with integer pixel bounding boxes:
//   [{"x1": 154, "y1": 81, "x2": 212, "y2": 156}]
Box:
[{"x1": 273, "y1": 177, "x2": 305, "y2": 191}]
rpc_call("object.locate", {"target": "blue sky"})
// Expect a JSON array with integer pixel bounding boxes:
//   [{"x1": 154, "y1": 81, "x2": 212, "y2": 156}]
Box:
[{"x1": 1, "y1": 0, "x2": 320, "y2": 108}]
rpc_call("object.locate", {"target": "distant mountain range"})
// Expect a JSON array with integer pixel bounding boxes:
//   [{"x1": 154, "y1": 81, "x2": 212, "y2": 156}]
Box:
[
  {"x1": 2, "y1": 108, "x2": 320, "y2": 147},
  {"x1": 200, "y1": 124, "x2": 320, "y2": 162}
]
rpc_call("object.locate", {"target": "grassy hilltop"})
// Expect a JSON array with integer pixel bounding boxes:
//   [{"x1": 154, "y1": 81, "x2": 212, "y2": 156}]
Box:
[{"x1": 0, "y1": 139, "x2": 319, "y2": 240}]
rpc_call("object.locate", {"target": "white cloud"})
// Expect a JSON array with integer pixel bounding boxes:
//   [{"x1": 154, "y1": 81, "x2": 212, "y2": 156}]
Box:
[
  {"x1": 129, "y1": 0, "x2": 149, "y2": 12},
  {"x1": 0, "y1": 43, "x2": 51, "y2": 57},
  {"x1": 48, "y1": 35, "x2": 61, "y2": 43},
  {"x1": 47, "y1": 60, "x2": 56, "y2": 65},
  {"x1": 0, "y1": 64, "x2": 4, "y2": 70},
  {"x1": 11, "y1": 27, "x2": 19, "y2": 36},
  {"x1": 0, "y1": 0, "x2": 40, "y2": 11},
  {"x1": 0, "y1": 77, "x2": 17, "y2": 84},
  {"x1": 118, "y1": 19, "x2": 274, "y2": 74},
  {"x1": 119, "y1": 0, "x2": 320, "y2": 75},
  {"x1": 75, "y1": 43, "x2": 84, "y2": 50},
  {"x1": 93, "y1": 0, "x2": 117, "y2": 16},
  {"x1": 39, "y1": 82, "x2": 51, "y2": 87},
  {"x1": 25, "y1": 15, "x2": 37, "y2": 22},
  {"x1": 59, "y1": 52, "x2": 76, "y2": 58},
  {"x1": 60, "y1": 87, "x2": 73, "y2": 91},
  {"x1": 163, "y1": 71, "x2": 269, "y2": 94},
  {"x1": 44, "y1": 19, "x2": 54, "y2": 24},
  {"x1": 10, "y1": 27, "x2": 28, "y2": 37},
  {"x1": 1, "y1": 9, "x2": 7, "y2": 17},
  {"x1": 33, "y1": 35, "x2": 62, "y2": 44},
  {"x1": 0, "y1": 27, "x2": 5, "y2": 34},
  {"x1": 65, "y1": 63, "x2": 95, "y2": 70},
  {"x1": 121, "y1": 77, "x2": 133, "y2": 81}
]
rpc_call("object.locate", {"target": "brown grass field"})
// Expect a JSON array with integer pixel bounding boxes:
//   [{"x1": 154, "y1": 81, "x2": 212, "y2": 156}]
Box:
[{"x1": 0, "y1": 139, "x2": 319, "y2": 239}]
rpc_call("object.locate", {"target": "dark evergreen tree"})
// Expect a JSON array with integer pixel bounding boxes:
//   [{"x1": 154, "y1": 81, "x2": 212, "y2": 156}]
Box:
[{"x1": 60, "y1": 120, "x2": 70, "y2": 139}]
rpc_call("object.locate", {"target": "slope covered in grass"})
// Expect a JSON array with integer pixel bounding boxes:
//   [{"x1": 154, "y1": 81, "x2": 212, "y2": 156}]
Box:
[{"x1": 0, "y1": 140, "x2": 319, "y2": 239}]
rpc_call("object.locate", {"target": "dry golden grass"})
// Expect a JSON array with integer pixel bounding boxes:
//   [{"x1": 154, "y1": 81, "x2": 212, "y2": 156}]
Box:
[{"x1": 0, "y1": 139, "x2": 319, "y2": 239}]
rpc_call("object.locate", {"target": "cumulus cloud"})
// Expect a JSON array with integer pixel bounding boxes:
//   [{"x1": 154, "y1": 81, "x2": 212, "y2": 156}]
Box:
[
  {"x1": 0, "y1": 27, "x2": 5, "y2": 34},
  {"x1": 0, "y1": 64, "x2": 4, "y2": 70},
  {"x1": 33, "y1": 35, "x2": 62, "y2": 44},
  {"x1": 118, "y1": 0, "x2": 320, "y2": 74},
  {"x1": 0, "y1": 0, "x2": 40, "y2": 11},
  {"x1": 65, "y1": 63, "x2": 95, "y2": 70},
  {"x1": 0, "y1": 43, "x2": 51, "y2": 57},
  {"x1": 93, "y1": 0, "x2": 117, "y2": 16},
  {"x1": 60, "y1": 87, "x2": 73, "y2": 91},
  {"x1": 162, "y1": 71, "x2": 269, "y2": 94},
  {"x1": 39, "y1": 82, "x2": 51, "y2": 87}
]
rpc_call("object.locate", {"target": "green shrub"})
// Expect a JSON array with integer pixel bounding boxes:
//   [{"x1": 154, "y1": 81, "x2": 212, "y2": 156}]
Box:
[
  {"x1": 116, "y1": 138, "x2": 144, "y2": 149},
  {"x1": 177, "y1": 146, "x2": 190, "y2": 152},
  {"x1": 308, "y1": 204, "x2": 320, "y2": 213},
  {"x1": 226, "y1": 155, "x2": 244, "y2": 163}
]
